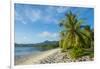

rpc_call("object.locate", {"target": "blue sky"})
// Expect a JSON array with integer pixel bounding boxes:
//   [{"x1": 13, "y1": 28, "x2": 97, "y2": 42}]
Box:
[{"x1": 15, "y1": 3, "x2": 94, "y2": 44}]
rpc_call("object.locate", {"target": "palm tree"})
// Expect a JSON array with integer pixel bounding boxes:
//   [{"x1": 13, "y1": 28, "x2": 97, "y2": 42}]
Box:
[
  {"x1": 82, "y1": 25, "x2": 93, "y2": 48},
  {"x1": 59, "y1": 11, "x2": 88, "y2": 51},
  {"x1": 59, "y1": 31, "x2": 65, "y2": 48}
]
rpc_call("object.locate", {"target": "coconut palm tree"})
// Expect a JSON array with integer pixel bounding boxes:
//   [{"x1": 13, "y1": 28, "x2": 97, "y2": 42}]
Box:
[
  {"x1": 59, "y1": 31, "x2": 65, "y2": 48},
  {"x1": 82, "y1": 25, "x2": 93, "y2": 48},
  {"x1": 59, "y1": 11, "x2": 88, "y2": 51}
]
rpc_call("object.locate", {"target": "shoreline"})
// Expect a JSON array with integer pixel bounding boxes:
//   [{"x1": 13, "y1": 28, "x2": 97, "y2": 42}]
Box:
[
  {"x1": 15, "y1": 48, "x2": 60, "y2": 65},
  {"x1": 15, "y1": 48, "x2": 93, "y2": 65}
]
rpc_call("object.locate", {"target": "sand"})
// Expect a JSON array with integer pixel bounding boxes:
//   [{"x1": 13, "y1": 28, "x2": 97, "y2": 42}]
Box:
[
  {"x1": 15, "y1": 48, "x2": 93, "y2": 65},
  {"x1": 15, "y1": 48, "x2": 60, "y2": 65}
]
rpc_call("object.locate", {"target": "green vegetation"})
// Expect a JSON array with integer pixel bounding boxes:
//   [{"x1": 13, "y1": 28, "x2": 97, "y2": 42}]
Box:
[
  {"x1": 37, "y1": 41, "x2": 59, "y2": 51},
  {"x1": 69, "y1": 47, "x2": 84, "y2": 59},
  {"x1": 38, "y1": 45, "x2": 58, "y2": 51},
  {"x1": 69, "y1": 47, "x2": 94, "y2": 59},
  {"x1": 59, "y1": 11, "x2": 94, "y2": 59},
  {"x1": 15, "y1": 41, "x2": 59, "y2": 51}
]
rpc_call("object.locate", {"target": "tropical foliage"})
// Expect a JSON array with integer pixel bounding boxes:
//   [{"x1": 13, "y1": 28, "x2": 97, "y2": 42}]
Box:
[{"x1": 59, "y1": 11, "x2": 94, "y2": 59}]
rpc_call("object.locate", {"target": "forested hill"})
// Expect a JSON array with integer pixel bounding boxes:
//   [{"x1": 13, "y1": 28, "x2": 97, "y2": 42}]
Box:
[{"x1": 15, "y1": 41, "x2": 59, "y2": 51}]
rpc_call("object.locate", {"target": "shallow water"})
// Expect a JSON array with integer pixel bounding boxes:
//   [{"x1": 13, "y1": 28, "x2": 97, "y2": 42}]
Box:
[{"x1": 15, "y1": 46, "x2": 43, "y2": 60}]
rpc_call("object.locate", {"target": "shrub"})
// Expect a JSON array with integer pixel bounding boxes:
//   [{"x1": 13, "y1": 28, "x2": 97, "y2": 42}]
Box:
[{"x1": 69, "y1": 47, "x2": 84, "y2": 59}]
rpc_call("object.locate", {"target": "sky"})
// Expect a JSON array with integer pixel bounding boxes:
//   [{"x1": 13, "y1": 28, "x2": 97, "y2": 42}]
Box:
[{"x1": 15, "y1": 3, "x2": 94, "y2": 44}]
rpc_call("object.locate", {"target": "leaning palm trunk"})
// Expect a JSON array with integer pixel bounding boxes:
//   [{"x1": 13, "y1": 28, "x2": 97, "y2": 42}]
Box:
[
  {"x1": 59, "y1": 11, "x2": 92, "y2": 51},
  {"x1": 59, "y1": 39, "x2": 64, "y2": 48}
]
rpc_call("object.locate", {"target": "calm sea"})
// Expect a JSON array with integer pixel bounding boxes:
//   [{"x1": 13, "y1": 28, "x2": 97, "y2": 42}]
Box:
[{"x1": 15, "y1": 46, "x2": 42, "y2": 60}]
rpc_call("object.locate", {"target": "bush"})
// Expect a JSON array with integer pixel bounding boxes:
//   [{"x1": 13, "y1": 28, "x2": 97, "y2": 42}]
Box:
[{"x1": 69, "y1": 47, "x2": 84, "y2": 59}]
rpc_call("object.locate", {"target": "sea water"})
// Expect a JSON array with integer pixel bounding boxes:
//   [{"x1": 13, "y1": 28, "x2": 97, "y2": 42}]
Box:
[{"x1": 15, "y1": 46, "x2": 42, "y2": 60}]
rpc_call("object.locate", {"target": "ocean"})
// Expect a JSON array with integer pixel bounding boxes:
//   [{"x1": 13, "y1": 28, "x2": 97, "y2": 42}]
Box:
[{"x1": 15, "y1": 46, "x2": 42, "y2": 60}]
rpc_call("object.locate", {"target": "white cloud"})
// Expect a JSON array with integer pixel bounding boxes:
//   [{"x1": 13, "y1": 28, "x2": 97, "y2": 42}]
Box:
[
  {"x1": 38, "y1": 31, "x2": 59, "y2": 41},
  {"x1": 15, "y1": 11, "x2": 22, "y2": 21},
  {"x1": 22, "y1": 21, "x2": 27, "y2": 24},
  {"x1": 15, "y1": 9, "x2": 42, "y2": 24},
  {"x1": 15, "y1": 11, "x2": 27, "y2": 24},
  {"x1": 46, "y1": 6, "x2": 69, "y2": 14},
  {"x1": 56, "y1": 7, "x2": 69, "y2": 13},
  {"x1": 22, "y1": 36, "x2": 33, "y2": 43},
  {"x1": 52, "y1": 33, "x2": 58, "y2": 37},
  {"x1": 32, "y1": 10, "x2": 41, "y2": 22},
  {"x1": 43, "y1": 15, "x2": 59, "y2": 24},
  {"x1": 25, "y1": 9, "x2": 58, "y2": 24},
  {"x1": 25, "y1": 9, "x2": 42, "y2": 22},
  {"x1": 42, "y1": 6, "x2": 69, "y2": 24},
  {"x1": 40, "y1": 31, "x2": 50, "y2": 37},
  {"x1": 45, "y1": 6, "x2": 55, "y2": 13},
  {"x1": 44, "y1": 16, "x2": 54, "y2": 23},
  {"x1": 38, "y1": 31, "x2": 59, "y2": 38},
  {"x1": 15, "y1": 6, "x2": 68, "y2": 25}
]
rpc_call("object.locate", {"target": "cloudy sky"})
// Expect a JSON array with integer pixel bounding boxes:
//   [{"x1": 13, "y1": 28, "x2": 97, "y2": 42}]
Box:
[{"x1": 14, "y1": 3, "x2": 94, "y2": 44}]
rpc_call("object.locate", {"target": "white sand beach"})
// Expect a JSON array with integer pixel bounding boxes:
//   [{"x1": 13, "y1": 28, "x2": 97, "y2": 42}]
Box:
[
  {"x1": 15, "y1": 48, "x2": 93, "y2": 65},
  {"x1": 15, "y1": 48, "x2": 60, "y2": 65}
]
